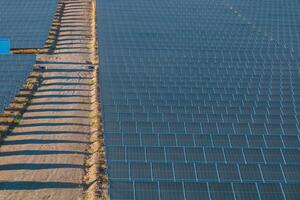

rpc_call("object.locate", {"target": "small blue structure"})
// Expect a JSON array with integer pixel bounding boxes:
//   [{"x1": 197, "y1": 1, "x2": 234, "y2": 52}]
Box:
[{"x1": 0, "y1": 38, "x2": 10, "y2": 55}]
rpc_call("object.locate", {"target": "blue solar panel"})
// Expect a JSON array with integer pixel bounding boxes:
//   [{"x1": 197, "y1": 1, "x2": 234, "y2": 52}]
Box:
[
  {"x1": 0, "y1": 0, "x2": 57, "y2": 48},
  {"x1": 97, "y1": 0, "x2": 300, "y2": 198},
  {"x1": 0, "y1": 55, "x2": 36, "y2": 112}
]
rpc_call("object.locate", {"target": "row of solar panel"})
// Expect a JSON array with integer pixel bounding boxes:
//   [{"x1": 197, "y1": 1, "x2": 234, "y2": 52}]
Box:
[
  {"x1": 109, "y1": 181, "x2": 299, "y2": 200},
  {"x1": 105, "y1": 133, "x2": 300, "y2": 148},
  {"x1": 100, "y1": 59, "x2": 299, "y2": 66},
  {"x1": 100, "y1": 32, "x2": 291, "y2": 39},
  {"x1": 99, "y1": 78, "x2": 299, "y2": 84},
  {"x1": 102, "y1": 85, "x2": 300, "y2": 91},
  {"x1": 98, "y1": 15, "x2": 289, "y2": 26},
  {"x1": 99, "y1": 44, "x2": 288, "y2": 52},
  {"x1": 100, "y1": 49, "x2": 291, "y2": 56},
  {"x1": 99, "y1": 47, "x2": 296, "y2": 53},
  {"x1": 102, "y1": 100, "x2": 300, "y2": 109},
  {"x1": 103, "y1": 93, "x2": 296, "y2": 99},
  {"x1": 103, "y1": 121, "x2": 299, "y2": 135},
  {"x1": 102, "y1": 102, "x2": 300, "y2": 109},
  {"x1": 103, "y1": 94, "x2": 299, "y2": 101},
  {"x1": 104, "y1": 61, "x2": 295, "y2": 70},
  {"x1": 102, "y1": 102, "x2": 300, "y2": 111},
  {"x1": 97, "y1": 88, "x2": 300, "y2": 94},
  {"x1": 108, "y1": 162, "x2": 300, "y2": 183},
  {"x1": 98, "y1": 32, "x2": 297, "y2": 57},
  {"x1": 103, "y1": 113, "x2": 300, "y2": 123},
  {"x1": 103, "y1": 91, "x2": 300, "y2": 97},
  {"x1": 101, "y1": 73, "x2": 300, "y2": 86},
  {"x1": 101, "y1": 70, "x2": 298, "y2": 77},
  {"x1": 102, "y1": 84, "x2": 300, "y2": 91},
  {"x1": 98, "y1": 40, "x2": 289, "y2": 50},
  {"x1": 100, "y1": 61, "x2": 299, "y2": 68},
  {"x1": 97, "y1": 0, "x2": 298, "y2": 13},
  {"x1": 100, "y1": 69, "x2": 298, "y2": 75},
  {"x1": 106, "y1": 146, "x2": 300, "y2": 164},
  {"x1": 101, "y1": 72, "x2": 298, "y2": 78},
  {"x1": 0, "y1": 0, "x2": 57, "y2": 48},
  {"x1": 102, "y1": 90, "x2": 299, "y2": 96},
  {"x1": 102, "y1": 71, "x2": 298, "y2": 81},
  {"x1": 101, "y1": 68, "x2": 298, "y2": 74},
  {"x1": 102, "y1": 84, "x2": 300, "y2": 92}
]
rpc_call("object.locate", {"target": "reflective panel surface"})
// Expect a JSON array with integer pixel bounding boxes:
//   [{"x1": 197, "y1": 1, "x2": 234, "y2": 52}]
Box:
[{"x1": 97, "y1": 0, "x2": 300, "y2": 198}]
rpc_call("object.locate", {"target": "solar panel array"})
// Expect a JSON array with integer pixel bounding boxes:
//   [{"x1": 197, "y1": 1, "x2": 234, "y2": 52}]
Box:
[
  {"x1": 0, "y1": 0, "x2": 57, "y2": 49},
  {"x1": 224, "y1": 0, "x2": 300, "y2": 53},
  {"x1": 0, "y1": 55, "x2": 36, "y2": 112},
  {"x1": 97, "y1": 0, "x2": 300, "y2": 199}
]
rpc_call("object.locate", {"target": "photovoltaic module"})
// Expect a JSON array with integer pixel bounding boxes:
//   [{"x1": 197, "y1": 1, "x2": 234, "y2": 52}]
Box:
[
  {"x1": 97, "y1": 0, "x2": 300, "y2": 199},
  {"x1": 0, "y1": 0, "x2": 57, "y2": 49}
]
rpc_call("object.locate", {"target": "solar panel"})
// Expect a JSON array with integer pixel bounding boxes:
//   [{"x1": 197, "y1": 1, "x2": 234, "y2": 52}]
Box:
[
  {"x1": 0, "y1": 55, "x2": 36, "y2": 112},
  {"x1": 0, "y1": 0, "x2": 57, "y2": 49},
  {"x1": 97, "y1": 0, "x2": 300, "y2": 198}
]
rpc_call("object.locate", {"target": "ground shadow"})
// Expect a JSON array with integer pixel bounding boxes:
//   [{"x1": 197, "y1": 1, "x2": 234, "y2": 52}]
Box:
[
  {"x1": 11, "y1": 131, "x2": 88, "y2": 136},
  {"x1": 0, "y1": 181, "x2": 80, "y2": 190},
  {"x1": 2, "y1": 139, "x2": 90, "y2": 146},
  {"x1": 17, "y1": 122, "x2": 90, "y2": 128},
  {"x1": 0, "y1": 150, "x2": 87, "y2": 157},
  {"x1": 0, "y1": 163, "x2": 81, "y2": 170}
]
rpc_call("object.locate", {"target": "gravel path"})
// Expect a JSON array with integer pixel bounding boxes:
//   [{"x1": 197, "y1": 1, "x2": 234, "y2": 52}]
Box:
[{"x1": 0, "y1": 0, "x2": 95, "y2": 199}]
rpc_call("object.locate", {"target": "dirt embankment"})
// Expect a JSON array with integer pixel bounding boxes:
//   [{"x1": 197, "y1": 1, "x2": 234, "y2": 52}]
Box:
[{"x1": 0, "y1": 0, "x2": 107, "y2": 199}]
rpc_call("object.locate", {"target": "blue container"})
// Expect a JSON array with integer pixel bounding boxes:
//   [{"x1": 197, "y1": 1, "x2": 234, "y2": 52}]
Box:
[{"x1": 0, "y1": 38, "x2": 10, "y2": 55}]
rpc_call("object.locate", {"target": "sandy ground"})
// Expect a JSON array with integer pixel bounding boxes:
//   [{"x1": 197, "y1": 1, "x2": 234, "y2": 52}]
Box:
[{"x1": 0, "y1": 0, "x2": 95, "y2": 199}]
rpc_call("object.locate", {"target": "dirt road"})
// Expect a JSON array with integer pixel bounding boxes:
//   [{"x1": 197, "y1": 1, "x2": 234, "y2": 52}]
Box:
[{"x1": 0, "y1": 0, "x2": 97, "y2": 199}]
